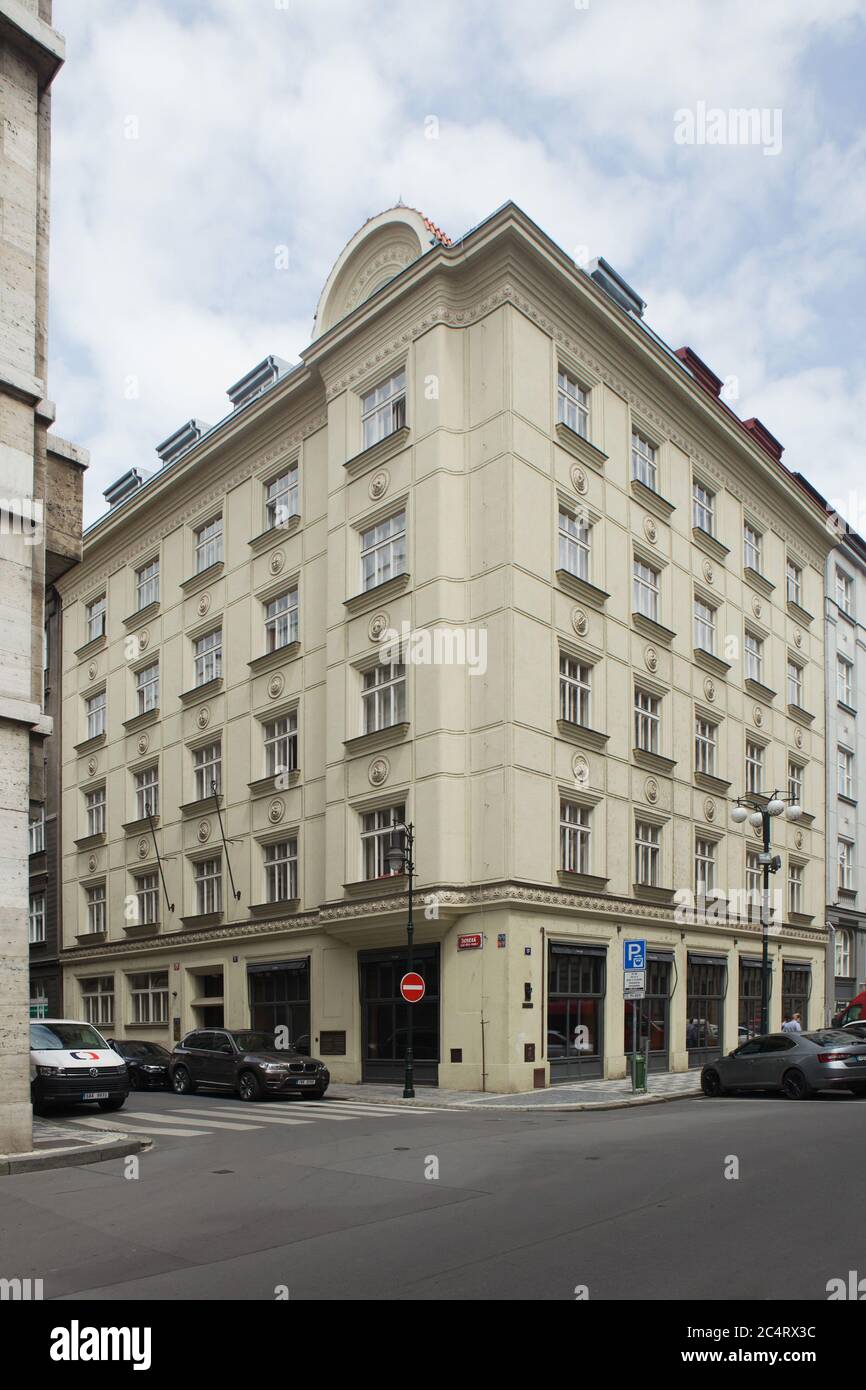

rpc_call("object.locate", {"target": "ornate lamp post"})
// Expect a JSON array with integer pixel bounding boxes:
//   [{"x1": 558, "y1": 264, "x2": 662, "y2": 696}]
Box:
[
  {"x1": 386, "y1": 821, "x2": 416, "y2": 1098},
  {"x1": 731, "y1": 792, "x2": 802, "y2": 1035}
]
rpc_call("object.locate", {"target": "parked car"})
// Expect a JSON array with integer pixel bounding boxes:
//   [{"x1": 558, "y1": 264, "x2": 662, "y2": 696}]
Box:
[
  {"x1": 108, "y1": 1039, "x2": 171, "y2": 1090},
  {"x1": 701, "y1": 1029, "x2": 866, "y2": 1100},
  {"x1": 839, "y1": 1020, "x2": 866, "y2": 1041},
  {"x1": 30, "y1": 1019, "x2": 129, "y2": 1116},
  {"x1": 833, "y1": 990, "x2": 866, "y2": 1028},
  {"x1": 169, "y1": 1029, "x2": 330, "y2": 1102}
]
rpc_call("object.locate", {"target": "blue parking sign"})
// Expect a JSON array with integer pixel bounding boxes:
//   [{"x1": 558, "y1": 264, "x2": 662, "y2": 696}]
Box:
[{"x1": 624, "y1": 939, "x2": 646, "y2": 971}]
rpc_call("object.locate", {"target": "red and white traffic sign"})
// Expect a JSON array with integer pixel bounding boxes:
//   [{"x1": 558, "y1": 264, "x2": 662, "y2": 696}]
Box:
[{"x1": 400, "y1": 971, "x2": 425, "y2": 1004}]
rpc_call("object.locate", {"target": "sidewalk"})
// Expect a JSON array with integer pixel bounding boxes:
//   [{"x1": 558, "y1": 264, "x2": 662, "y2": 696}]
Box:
[
  {"x1": 0, "y1": 1116, "x2": 150, "y2": 1176},
  {"x1": 327, "y1": 1071, "x2": 701, "y2": 1113}
]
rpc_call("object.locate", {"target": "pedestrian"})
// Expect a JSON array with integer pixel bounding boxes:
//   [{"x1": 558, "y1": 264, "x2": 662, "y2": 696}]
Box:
[{"x1": 781, "y1": 1013, "x2": 801, "y2": 1033}]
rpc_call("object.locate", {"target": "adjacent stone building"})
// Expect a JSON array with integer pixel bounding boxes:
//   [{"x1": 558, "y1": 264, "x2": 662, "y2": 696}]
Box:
[{"x1": 57, "y1": 203, "x2": 833, "y2": 1092}]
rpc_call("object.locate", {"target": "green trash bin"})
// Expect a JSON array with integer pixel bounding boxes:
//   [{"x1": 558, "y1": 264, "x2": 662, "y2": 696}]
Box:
[{"x1": 632, "y1": 1051, "x2": 648, "y2": 1094}]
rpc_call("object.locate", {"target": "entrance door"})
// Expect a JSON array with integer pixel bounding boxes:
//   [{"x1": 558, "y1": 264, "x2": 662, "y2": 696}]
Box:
[
  {"x1": 360, "y1": 946, "x2": 439, "y2": 1085},
  {"x1": 547, "y1": 944, "x2": 605, "y2": 1081}
]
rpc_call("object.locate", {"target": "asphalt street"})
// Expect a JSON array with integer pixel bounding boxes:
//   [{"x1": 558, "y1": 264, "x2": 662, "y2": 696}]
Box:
[{"x1": 2, "y1": 1089, "x2": 863, "y2": 1301}]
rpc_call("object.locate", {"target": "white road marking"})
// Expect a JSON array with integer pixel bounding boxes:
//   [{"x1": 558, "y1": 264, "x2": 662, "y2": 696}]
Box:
[
  {"x1": 177, "y1": 1107, "x2": 313, "y2": 1126},
  {"x1": 76, "y1": 1117, "x2": 209, "y2": 1138},
  {"x1": 124, "y1": 1110, "x2": 258, "y2": 1131}
]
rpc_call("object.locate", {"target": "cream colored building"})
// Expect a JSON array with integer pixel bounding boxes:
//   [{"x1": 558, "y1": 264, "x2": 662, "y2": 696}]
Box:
[{"x1": 57, "y1": 204, "x2": 833, "y2": 1093}]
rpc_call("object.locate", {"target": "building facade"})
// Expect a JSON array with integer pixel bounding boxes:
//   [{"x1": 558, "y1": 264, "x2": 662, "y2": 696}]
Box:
[
  {"x1": 58, "y1": 204, "x2": 832, "y2": 1092},
  {"x1": 0, "y1": 0, "x2": 82, "y2": 1152}
]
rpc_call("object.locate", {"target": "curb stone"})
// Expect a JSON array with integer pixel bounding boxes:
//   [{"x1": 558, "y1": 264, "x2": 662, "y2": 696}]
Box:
[{"x1": 0, "y1": 1134, "x2": 151, "y2": 1176}]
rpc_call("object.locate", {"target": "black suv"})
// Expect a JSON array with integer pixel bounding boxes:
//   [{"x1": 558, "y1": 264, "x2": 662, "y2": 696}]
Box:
[{"x1": 169, "y1": 1029, "x2": 330, "y2": 1102}]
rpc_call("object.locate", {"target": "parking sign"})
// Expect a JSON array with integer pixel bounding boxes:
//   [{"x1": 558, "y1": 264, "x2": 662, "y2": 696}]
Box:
[{"x1": 624, "y1": 939, "x2": 646, "y2": 972}]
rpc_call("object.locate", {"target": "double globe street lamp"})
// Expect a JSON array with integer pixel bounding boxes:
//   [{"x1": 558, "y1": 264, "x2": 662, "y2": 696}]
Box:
[
  {"x1": 730, "y1": 793, "x2": 802, "y2": 1035},
  {"x1": 385, "y1": 821, "x2": 417, "y2": 1099}
]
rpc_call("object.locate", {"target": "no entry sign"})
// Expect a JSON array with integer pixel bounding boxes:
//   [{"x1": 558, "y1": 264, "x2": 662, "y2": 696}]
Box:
[{"x1": 400, "y1": 971, "x2": 425, "y2": 1004}]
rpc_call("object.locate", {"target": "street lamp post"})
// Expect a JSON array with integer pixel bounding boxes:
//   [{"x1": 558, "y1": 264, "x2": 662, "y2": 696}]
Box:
[
  {"x1": 731, "y1": 792, "x2": 802, "y2": 1035},
  {"x1": 386, "y1": 821, "x2": 416, "y2": 1099}
]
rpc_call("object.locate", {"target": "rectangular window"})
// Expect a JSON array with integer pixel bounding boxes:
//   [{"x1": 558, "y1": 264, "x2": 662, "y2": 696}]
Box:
[
  {"x1": 361, "y1": 511, "x2": 406, "y2": 592},
  {"x1": 264, "y1": 589, "x2": 299, "y2": 652},
  {"x1": 556, "y1": 369, "x2": 589, "y2": 438},
  {"x1": 28, "y1": 807, "x2": 45, "y2": 855},
  {"x1": 194, "y1": 742, "x2": 222, "y2": 801},
  {"x1": 788, "y1": 761, "x2": 803, "y2": 807},
  {"x1": 788, "y1": 862, "x2": 804, "y2": 915},
  {"x1": 558, "y1": 506, "x2": 590, "y2": 580},
  {"x1": 81, "y1": 976, "x2": 114, "y2": 1026},
  {"x1": 743, "y1": 523, "x2": 762, "y2": 571},
  {"x1": 693, "y1": 480, "x2": 715, "y2": 535},
  {"x1": 744, "y1": 631, "x2": 763, "y2": 683},
  {"x1": 86, "y1": 690, "x2": 106, "y2": 740},
  {"x1": 836, "y1": 567, "x2": 853, "y2": 616},
  {"x1": 86, "y1": 595, "x2": 106, "y2": 643},
  {"x1": 28, "y1": 891, "x2": 46, "y2": 944},
  {"x1": 136, "y1": 558, "x2": 159, "y2": 610},
  {"x1": 633, "y1": 558, "x2": 660, "y2": 622},
  {"x1": 838, "y1": 746, "x2": 854, "y2": 799},
  {"x1": 264, "y1": 712, "x2": 299, "y2": 778},
  {"x1": 265, "y1": 464, "x2": 299, "y2": 530},
  {"x1": 559, "y1": 654, "x2": 592, "y2": 726},
  {"x1": 631, "y1": 431, "x2": 657, "y2": 490},
  {"x1": 635, "y1": 820, "x2": 660, "y2": 886},
  {"x1": 85, "y1": 786, "x2": 106, "y2": 838},
  {"x1": 836, "y1": 929, "x2": 853, "y2": 976},
  {"x1": 194, "y1": 858, "x2": 222, "y2": 916},
  {"x1": 135, "y1": 872, "x2": 160, "y2": 926},
  {"x1": 694, "y1": 598, "x2": 716, "y2": 654},
  {"x1": 837, "y1": 656, "x2": 854, "y2": 707},
  {"x1": 634, "y1": 688, "x2": 660, "y2": 754},
  {"x1": 695, "y1": 718, "x2": 718, "y2": 777},
  {"x1": 193, "y1": 629, "x2": 222, "y2": 686},
  {"x1": 695, "y1": 838, "x2": 717, "y2": 897},
  {"x1": 786, "y1": 559, "x2": 802, "y2": 606},
  {"x1": 746, "y1": 851, "x2": 762, "y2": 920},
  {"x1": 136, "y1": 661, "x2": 159, "y2": 714},
  {"x1": 745, "y1": 740, "x2": 764, "y2": 795},
  {"x1": 361, "y1": 369, "x2": 406, "y2": 450},
  {"x1": 135, "y1": 765, "x2": 159, "y2": 820},
  {"x1": 362, "y1": 662, "x2": 406, "y2": 734},
  {"x1": 560, "y1": 800, "x2": 591, "y2": 874},
  {"x1": 265, "y1": 838, "x2": 299, "y2": 903},
  {"x1": 129, "y1": 971, "x2": 169, "y2": 1025},
  {"x1": 86, "y1": 883, "x2": 106, "y2": 934},
  {"x1": 839, "y1": 839, "x2": 855, "y2": 893},
  {"x1": 787, "y1": 660, "x2": 803, "y2": 707},
  {"x1": 194, "y1": 516, "x2": 223, "y2": 573},
  {"x1": 361, "y1": 804, "x2": 405, "y2": 881}
]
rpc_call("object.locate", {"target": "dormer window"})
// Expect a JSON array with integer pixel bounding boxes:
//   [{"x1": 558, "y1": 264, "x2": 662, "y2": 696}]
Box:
[{"x1": 361, "y1": 370, "x2": 406, "y2": 450}]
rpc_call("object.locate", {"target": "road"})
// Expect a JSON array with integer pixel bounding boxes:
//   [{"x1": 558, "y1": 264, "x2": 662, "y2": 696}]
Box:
[{"x1": 1, "y1": 1088, "x2": 863, "y2": 1300}]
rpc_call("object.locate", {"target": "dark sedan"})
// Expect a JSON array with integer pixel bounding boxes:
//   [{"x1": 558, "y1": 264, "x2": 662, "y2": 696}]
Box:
[
  {"x1": 701, "y1": 1029, "x2": 866, "y2": 1100},
  {"x1": 169, "y1": 1029, "x2": 330, "y2": 1102},
  {"x1": 108, "y1": 1039, "x2": 172, "y2": 1090}
]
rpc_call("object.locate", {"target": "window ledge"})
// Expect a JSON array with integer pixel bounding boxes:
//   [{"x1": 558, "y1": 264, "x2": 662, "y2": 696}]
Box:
[
  {"x1": 744, "y1": 677, "x2": 777, "y2": 705},
  {"x1": 248, "y1": 772, "x2": 300, "y2": 798},
  {"x1": 837, "y1": 700, "x2": 857, "y2": 718},
  {"x1": 693, "y1": 648, "x2": 731, "y2": 677},
  {"x1": 123, "y1": 600, "x2": 160, "y2": 631},
  {"x1": 75, "y1": 929, "x2": 107, "y2": 943},
  {"x1": 248, "y1": 898, "x2": 300, "y2": 917},
  {"x1": 694, "y1": 771, "x2": 732, "y2": 796},
  {"x1": 838, "y1": 794, "x2": 858, "y2": 809},
  {"x1": 74, "y1": 832, "x2": 106, "y2": 851},
  {"x1": 787, "y1": 599, "x2": 814, "y2": 626},
  {"x1": 344, "y1": 572, "x2": 411, "y2": 615},
  {"x1": 123, "y1": 707, "x2": 160, "y2": 733},
  {"x1": 788, "y1": 911, "x2": 816, "y2": 927},
  {"x1": 632, "y1": 884, "x2": 676, "y2": 905},
  {"x1": 179, "y1": 794, "x2": 223, "y2": 818},
  {"x1": 344, "y1": 722, "x2": 410, "y2": 756},
  {"x1": 123, "y1": 921, "x2": 160, "y2": 936},
  {"x1": 249, "y1": 515, "x2": 301, "y2": 552},
  {"x1": 178, "y1": 912, "x2": 224, "y2": 930},
  {"x1": 179, "y1": 676, "x2": 224, "y2": 705},
  {"x1": 554, "y1": 422, "x2": 608, "y2": 471},
  {"x1": 837, "y1": 888, "x2": 858, "y2": 902},
  {"x1": 344, "y1": 425, "x2": 410, "y2": 478},
  {"x1": 74, "y1": 732, "x2": 106, "y2": 755},
  {"x1": 248, "y1": 642, "x2": 301, "y2": 676},
  {"x1": 75, "y1": 633, "x2": 107, "y2": 661},
  {"x1": 555, "y1": 569, "x2": 609, "y2": 608},
  {"x1": 343, "y1": 875, "x2": 407, "y2": 898},
  {"x1": 180, "y1": 560, "x2": 224, "y2": 596},
  {"x1": 743, "y1": 565, "x2": 775, "y2": 598},
  {"x1": 632, "y1": 748, "x2": 677, "y2": 775},
  {"x1": 691, "y1": 527, "x2": 730, "y2": 562},
  {"x1": 630, "y1": 478, "x2": 675, "y2": 521},
  {"x1": 556, "y1": 719, "x2": 609, "y2": 751},
  {"x1": 632, "y1": 612, "x2": 676, "y2": 646},
  {"x1": 787, "y1": 702, "x2": 815, "y2": 727},
  {"x1": 557, "y1": 870, "x2": 609, "y2": 893},
  {"x1": 122, "y1": 815, "x2": 159, "y2": 836}
]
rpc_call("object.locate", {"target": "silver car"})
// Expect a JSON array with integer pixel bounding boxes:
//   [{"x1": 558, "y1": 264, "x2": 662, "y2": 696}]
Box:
[{"x1": 701, "y1": 1029, "x2": 866, "y2": 1100}]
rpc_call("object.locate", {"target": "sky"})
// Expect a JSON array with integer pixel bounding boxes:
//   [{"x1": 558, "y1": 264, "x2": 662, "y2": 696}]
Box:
[{"x1": 49, "y1": 0, "x2": 866, "y2": 528}]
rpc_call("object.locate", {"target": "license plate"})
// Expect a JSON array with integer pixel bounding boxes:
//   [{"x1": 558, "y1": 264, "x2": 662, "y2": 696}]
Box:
[
  {"x1": 297, "y1": 1079, "x2": 316, "y2": 1086},
  {"x1": 83, "y1": 1091, "x2": 109, "y2": 1100}
]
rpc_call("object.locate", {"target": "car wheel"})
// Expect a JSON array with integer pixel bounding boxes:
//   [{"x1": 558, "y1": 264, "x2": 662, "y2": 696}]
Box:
[
  {"x1": 701, "y1": 1069, "x2": 726, "y2": 1097},
  {"x1": 97, "y1": 1097, "x2": 126, "y2": 1112},
  {"x1": 238, "y1": 1070, "x2": 262, "y2": 1102},
  {"x1": 781, "y1": 1068, "x2": 812, "y2": 1100},
  {"x1": 849, "y1": 1083, "x2": 866, "y2": 1097},
  {"x1": 172, "y1": 1066, "x2": 195, "y2": 1095}
]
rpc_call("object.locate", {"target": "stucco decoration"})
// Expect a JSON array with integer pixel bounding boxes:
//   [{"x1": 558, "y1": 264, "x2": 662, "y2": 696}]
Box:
[
  {"x1": 643, "y1": 517, "x2": 658, "y2": 544},
  {"x1": 197, "y1": 820, "x2": 212, "y2": 843},
  {"x1": 702, "y1": 560, "x2": 714, "y2": 584},
  {"x1": 369, "y1": 757, "x2": 390, "y2": 787},
  {"x1": 753, "y1": 706, "x2": 764, "y2": 727},
  {"x1": 88, "y1": 661, "x2": 97, "y2": 681},
  {"x1": 87, "y1": 854, "x2": 97, "y2": 874},
  {"x1": 645, "y1": 778, "x2": 659, "y2": 803},
  {"x1": 268, "y1": 674, "x2": 285, "y2": 699},
  {"x1": 795, "y1": 831, "x2": 804, "y2": 850},
  {"x1": 87, "y1": 757, "x2": 98, "y2": 777},
  {"x1": 138, "y1": 838, "x2": 149, "y2": 859},
  {"x1": 137, "y1": 734, "x2": 149, "y2": 755},
  {"x1": 138, "y1": 629, "x2": 149, "y2": 651},
  {"x1": 312, "y1": 209, "x2": 445, "y2": 339},
  {"x1": 645, "y1": 646, "x2": 658, "y2": 672},
  {"x1": 197, "y1": 708, "x2": 211, "y2": 730},
  {"x1": 794, "y1": 628, "x2": 803, "y2": 648},
  {"x1": 795, "y1": 728, "x2": 804, "y2": 749},
  {"x1": 704, "y1": 678, "x2": 716, "y2": 702},
  {"x1": 369, "y1": 470, "x2": 390, "y2": 500},
  {"x1": 571, "y1": 608, "x2": 588, "y2": 636},
  {"x1": 704, "y1": 798, "x2": 716, "y2": 822},
  {"x1": 752, "y1": 596, "x2": 763, "y2": 618},
  {"x1": 268, "y1": 799, "x2": 285, "y2": 824},
  {"x1": 369, "y1": 612, "x2": 390, "y2": 643},
  {"x1": 572, "y1": 754, "x2": 589, "y2": 785},
  {"x1": 269, "y1": 550, "x2": 285, "y2": 575},
  {"x1": 570, "y1": 465, "x2": 588, "y2": 495},
  {"x1": 197, "y1": 593, "x2": 211, "y2": 617}
]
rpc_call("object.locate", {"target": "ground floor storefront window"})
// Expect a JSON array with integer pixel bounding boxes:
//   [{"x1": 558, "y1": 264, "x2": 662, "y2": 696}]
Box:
[
  {"x1": 738, "y1": 958, "x2": 768, "y2": 1041},
  {"x1": 359, "y1": 946, "x2": 439, "y2": 1085},
  {"x1": 248, "y1": 959, "x2": 310, "y2": 1054},
  {"x1": 687, "y1": 955, "x2": 726, "y2": 1066},
  {"x1": 623, "y1": 954, "x2": 672, "y2": 1072},
  {"x1": 548, "y1": 943, "x2": 605, "y2": 1081},
  {"x1": 782, "y1": 961, "x2": 810, "y2": 1029}
]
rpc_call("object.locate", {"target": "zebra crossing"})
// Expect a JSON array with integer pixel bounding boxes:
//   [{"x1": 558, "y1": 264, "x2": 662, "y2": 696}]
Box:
[{"x1": 77, "y1": 1095, "x2": 447, "y2": 1143}]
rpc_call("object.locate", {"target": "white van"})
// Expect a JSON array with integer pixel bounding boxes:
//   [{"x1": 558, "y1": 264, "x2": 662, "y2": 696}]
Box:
[{"x1": 30, "y1": 1019, "x2": 129, "y2": 1115}]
